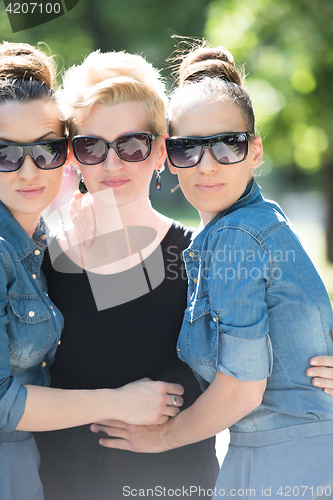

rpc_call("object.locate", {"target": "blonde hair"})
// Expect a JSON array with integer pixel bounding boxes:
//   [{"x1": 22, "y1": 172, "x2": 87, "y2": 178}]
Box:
[
  {"x1": 168, "y1": 42, "x2": 255, "y2": 136},
  {"x1": 57, "y1": 50, "x2": 168, "y2": 136}
]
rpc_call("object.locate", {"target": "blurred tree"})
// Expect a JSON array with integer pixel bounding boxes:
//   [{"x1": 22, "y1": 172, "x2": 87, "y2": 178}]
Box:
[
  {"x1": 205, "y1": 0, "x2": 333, "y2": 260},
  {"x1": 0, "y1": 0, "x2": 210, "y2": 78}
]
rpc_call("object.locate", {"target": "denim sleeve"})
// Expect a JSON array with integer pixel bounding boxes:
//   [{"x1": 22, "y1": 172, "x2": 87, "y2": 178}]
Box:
[
  {"x1": 207, "y1": 228, "x2": 273, "y2": 381},
  {"x1": 0, "y1": 261, "x2": 27, "y2": 431}
]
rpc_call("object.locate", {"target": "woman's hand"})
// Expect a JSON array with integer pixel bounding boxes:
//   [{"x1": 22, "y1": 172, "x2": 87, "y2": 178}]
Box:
[
  {"x1": 68, "y1": 190, "x2": 96, "y2": 246},
  {"x1": 114, "y1": 378, "x2": 184, "y2": 425},
  {"x1": 307, "y1": 330, "x2": 333, "y2": 396},
  {"x1": 91, "y1": 419, "x2": 172, "y2": 453}
]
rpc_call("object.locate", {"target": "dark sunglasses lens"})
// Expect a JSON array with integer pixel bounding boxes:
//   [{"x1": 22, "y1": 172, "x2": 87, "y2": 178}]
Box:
[
  {"x1": 167, "y1": 139, "x2": 202, "y2": 167},
  {"x1": 116, "y1": 134, "x2": 150, "y2": 161},
  {"x1": 0, "y1": 145, "x2": 23, "y2": 172},
  {"x1": 32, "y1": 141, "x2": 67, "y2": 169},
  {"x1": 211, "y1": 134, "x2": 248, "y2": 164},
  {"x1": 74, "y1": 138, "x2": 106, "y2": 165}
]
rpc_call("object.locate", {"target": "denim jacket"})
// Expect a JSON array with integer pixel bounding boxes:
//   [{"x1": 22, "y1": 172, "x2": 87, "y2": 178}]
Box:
[
  {"x1": 177, "y1": 180, "x2": 333, "y2": 432},
  {"x1": 0, "y1": 201, "x2": 63, "y2": 432}
]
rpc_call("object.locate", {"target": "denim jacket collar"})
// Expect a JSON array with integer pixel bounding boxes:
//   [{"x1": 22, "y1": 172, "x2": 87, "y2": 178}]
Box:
[
  {"x1": 0, "y1": 201, "x2": 48, "y2": 260},
  {"x1": 190, "y1": 180, "x2": 262, "y2": 249}
]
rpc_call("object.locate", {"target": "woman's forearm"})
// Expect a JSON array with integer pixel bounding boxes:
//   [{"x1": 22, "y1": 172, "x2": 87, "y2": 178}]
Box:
[
  {"x1": 93, "y1": 372, "x2": 266, "y2": 453},
  {"x1": 16, "y1": 379, "x2": 184, "y2": 432},
  {"x1": 16, "y1": 385, "x2": 113, "y2": 431},
  {"x1": 165, "y1": 372, "x2": 266, "y2": 450}
]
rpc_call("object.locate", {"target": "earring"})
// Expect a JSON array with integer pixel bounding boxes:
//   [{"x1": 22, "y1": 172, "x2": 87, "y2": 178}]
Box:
[
  {"x1": 155, "y1": 165, "x2": 165, "y2": 192},
  {"x1": 79, "y1": 177, "x2": 88, "y2": 194}
]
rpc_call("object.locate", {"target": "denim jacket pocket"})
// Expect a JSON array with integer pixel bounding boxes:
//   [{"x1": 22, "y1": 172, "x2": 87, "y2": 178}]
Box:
[{"x1": 7, "y1": 295, "x2": 52, "y2": 367}]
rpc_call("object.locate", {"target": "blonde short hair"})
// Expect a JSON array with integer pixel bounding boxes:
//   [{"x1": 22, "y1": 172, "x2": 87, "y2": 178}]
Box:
[{"x1": 57, "y1": 50, "x2": 167, "y2": 136}]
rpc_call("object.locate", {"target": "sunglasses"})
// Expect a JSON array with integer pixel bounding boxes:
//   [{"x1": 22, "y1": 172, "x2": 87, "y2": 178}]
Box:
[
  {"x1": 0, "y1": 138, "x2": 68, "y2": 173},
  {"x1": 72, "y1": 133, "x2": 159, "y2": 165},
  {"x1": 166, "y1": 132, "x2": 254, "y2": 168}
]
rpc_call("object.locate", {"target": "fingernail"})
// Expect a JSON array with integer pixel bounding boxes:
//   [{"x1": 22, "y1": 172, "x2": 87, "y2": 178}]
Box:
[
  {"x1": 307, "y1": 369, "x2": 315, "y2": 376},
  {"x1": 310, "y1": 359, "x2": 319, "y2": 365},
  {"x1": 324, "y1": 389, "x2": 331, "y2": 395},
  {"x1": 313, "y1": 379, "x2": 321, "y2": 386}
]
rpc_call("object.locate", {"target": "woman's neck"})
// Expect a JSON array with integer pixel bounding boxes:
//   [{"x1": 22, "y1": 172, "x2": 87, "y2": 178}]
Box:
[
  {"x1": 8, "y1": 209, "x2": 40, "y2": 238},
  {"x1": 92, "y1": 191, "x2": 170, "y2": 237}
]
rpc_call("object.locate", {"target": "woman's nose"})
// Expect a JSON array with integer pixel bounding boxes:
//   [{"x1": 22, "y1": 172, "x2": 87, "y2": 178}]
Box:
[
  {"x1": 197, "y1": 148, "x2": 219, "y2": 173},
  {"x1": 18, "y1": 155, "x2": 40, "y2": 179},
  {"x1": 102, "y1": 147, "x2": 124, "y2": 170}
]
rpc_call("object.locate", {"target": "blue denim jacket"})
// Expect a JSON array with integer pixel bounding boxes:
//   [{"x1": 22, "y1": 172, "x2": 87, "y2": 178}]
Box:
[
  {"x1": 0, "y1": 201, "x2": 63, "y2": 432},
  {"x1": 177, "y1": 180, "x2": 333, "y2": 432}
]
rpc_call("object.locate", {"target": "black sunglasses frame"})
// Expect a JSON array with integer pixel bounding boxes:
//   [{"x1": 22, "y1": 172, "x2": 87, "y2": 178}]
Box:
[
  {"x1": 0, "y1": 138, "x2": 68, "y2": 172},
  {"x1": 166, "y1": 132, "x2": 255, "y2": 168},
  {"x1": 72, "y1": 133, "x2": 159, "y2": 165}
]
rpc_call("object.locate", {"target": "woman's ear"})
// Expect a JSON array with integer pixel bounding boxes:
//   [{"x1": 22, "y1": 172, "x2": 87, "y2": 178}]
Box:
[
  {"x1": 251, "y1": 136, "x2": 263, "y2": 172},
  {"x1": 64, "y1": 143, "x2": 74, "y2": 168},
  {"x1": 156, "y1": 133, "x2": 168, "y2": 167},
  {"x1": 167, "y1": 160, "x2": 178, "y2": 176}
]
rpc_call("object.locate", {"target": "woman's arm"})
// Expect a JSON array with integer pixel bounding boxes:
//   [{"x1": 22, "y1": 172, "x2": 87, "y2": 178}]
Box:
[
  {"x1": 91, "y1": 371, "x2": 266, "y2": 453},
  {"x1": 15, "y1": 379, "x2": 184, "y2": 432}
]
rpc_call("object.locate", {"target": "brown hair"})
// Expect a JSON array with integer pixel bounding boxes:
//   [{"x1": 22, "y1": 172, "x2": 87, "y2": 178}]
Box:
[
  {"x1": 0, "y1": 41, "x2": 57, "y2": 102},
  {"x1": 168, "y1": 42, "x2": 255, "y2": 136}
]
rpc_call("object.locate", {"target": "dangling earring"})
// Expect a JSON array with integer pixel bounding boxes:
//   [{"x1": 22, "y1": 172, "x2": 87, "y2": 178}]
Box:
[
  {"x1": 155, "y1": 165, "x2": 165, "y2": 192},
  {"x1": 79, "y1": 177, "x2": 88, "y2": 194}
]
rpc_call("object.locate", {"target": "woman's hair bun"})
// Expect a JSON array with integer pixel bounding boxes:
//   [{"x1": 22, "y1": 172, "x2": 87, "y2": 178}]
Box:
[
  {"x1": 178, "y1": 45, "x2": 242, "y2": 87},
  {"x1": 0, "y1": 42, "x2": 56, "y2": 88}
]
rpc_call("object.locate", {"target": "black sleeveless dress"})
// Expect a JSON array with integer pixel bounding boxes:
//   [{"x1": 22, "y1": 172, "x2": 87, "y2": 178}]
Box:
[{"x1": 35, "y1": 222, "x2": 219, "y2": 500}]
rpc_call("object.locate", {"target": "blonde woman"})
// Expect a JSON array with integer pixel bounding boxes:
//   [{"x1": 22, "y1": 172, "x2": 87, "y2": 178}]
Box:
[{"x1": 35, "y1": 50, "x2": 219, "y2": 500}]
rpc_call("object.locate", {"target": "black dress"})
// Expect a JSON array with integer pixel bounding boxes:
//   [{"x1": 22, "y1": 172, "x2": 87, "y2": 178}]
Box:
[{"x1": 35, "y1": 222, "x2": 219, "y2": 500}]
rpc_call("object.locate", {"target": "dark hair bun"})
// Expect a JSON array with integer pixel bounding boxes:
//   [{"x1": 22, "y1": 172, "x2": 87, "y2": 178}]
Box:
[
  {"x1": 178, "y1": 46, "x2": 242, "y2": 87},
  {"x1": 0, "y1": 42, "x2": 55, "y2": 88}
]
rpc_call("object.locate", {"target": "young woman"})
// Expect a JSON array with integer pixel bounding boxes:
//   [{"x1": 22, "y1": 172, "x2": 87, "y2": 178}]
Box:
[
  {"x1": 93, "y1": 44, "x2": 333, "y2": 499},
  {"x1": 34, "y1": 50, "x2": 220, "y2": 500},
  {"x1": 0, "y1": 42, "x2": 183, "y2": 500}
]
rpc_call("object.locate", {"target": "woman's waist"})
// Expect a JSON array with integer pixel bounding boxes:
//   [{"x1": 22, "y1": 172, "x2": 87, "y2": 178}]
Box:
[{"x1": 229, "y1": 420, "x2": 333, "y2": 447}]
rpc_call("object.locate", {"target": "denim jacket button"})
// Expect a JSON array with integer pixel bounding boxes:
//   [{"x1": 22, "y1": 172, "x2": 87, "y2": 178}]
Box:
[
  {"x1": 41, "y1": 235, "x2": 47, "y2": 240},
  {"x1": 213, "y1": 317, "x2": 218, "y2": 323},
  {"x1": 189, "y1": 252, "x2": 194, "y2": 257},
  {"x1": 194, "y1": 278, "x2": 198, "y2": 283},
  {"x1": 42, "y1": 361, "x2": 47, "y2": 368},
  {"x1": 28, "y1": 311, "x2": 35, "y2": 317},
  {"x1": 32, "y1": 274, "x2": 37, "y2": 280},
  {"x1": 34, "y1": 249, "x2": 41, "y2": 256}
]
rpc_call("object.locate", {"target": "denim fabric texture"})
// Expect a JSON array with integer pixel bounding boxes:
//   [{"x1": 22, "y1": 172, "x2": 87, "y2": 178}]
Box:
[
  {"x1": 0, "y1": 201, "x2": 63, "y2": 432},
  {"x1": 177, "y1": 180, "x2": 333, "y2": 432}
]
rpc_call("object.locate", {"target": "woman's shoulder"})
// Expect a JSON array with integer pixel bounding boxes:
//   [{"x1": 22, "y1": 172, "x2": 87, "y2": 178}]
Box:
[
  {"x1": 214, "y1": 198, "x2": 289, "y2": 241},
  {"x1": 164, "y1": 219, "x2": 197, "y2": 248}
]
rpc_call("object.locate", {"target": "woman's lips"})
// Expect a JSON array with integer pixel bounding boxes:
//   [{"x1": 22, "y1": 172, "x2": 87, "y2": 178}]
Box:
[
  {"x1": 16, "y1": 186, "x2": 45, "y2": 198},
  {"x1": 101, "y1": 178, "x2": 130, "y2": 188},
  {"x1": 196, "y1": 183, "x2": 225, "y2": 194}
]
